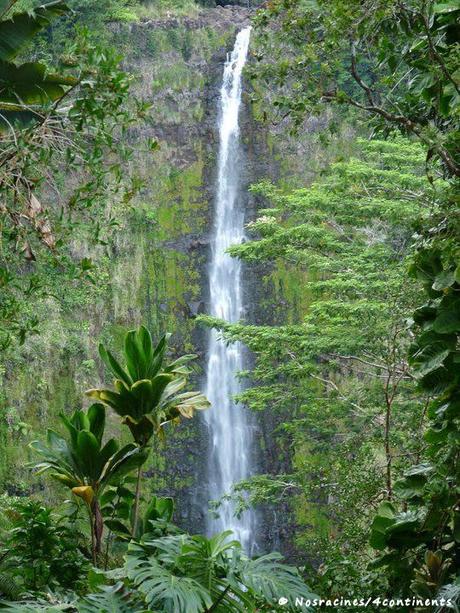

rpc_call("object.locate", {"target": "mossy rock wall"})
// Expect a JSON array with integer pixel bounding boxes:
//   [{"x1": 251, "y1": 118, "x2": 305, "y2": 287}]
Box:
[
  {"x1": 1, "y1": 4, "x2": 354, "y2": 552},
  {"x1": 0, "y1": 6, "x2": 252, "y2": 523}
]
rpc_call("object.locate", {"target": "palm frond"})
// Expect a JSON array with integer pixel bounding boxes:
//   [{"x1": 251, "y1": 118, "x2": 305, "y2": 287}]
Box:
[
  {"x1": 0, "y1": 573, "x2": 21, "y2": 600},
  {"x1": 436, "y1": 580, "x2": 460, "y2": 613}
]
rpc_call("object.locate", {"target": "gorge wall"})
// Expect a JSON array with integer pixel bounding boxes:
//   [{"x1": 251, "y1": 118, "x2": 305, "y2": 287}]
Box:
[{"x1": 0, "y1": 3, "x2": 345, "y2": 557}]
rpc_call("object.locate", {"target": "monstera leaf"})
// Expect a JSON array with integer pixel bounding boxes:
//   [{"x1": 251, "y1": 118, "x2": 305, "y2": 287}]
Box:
[
  {"x1": 235, "y1": 552, "x2": 316, "y2": 609},
  {"x1": 78, "y1": 583, "x2": 145, "y2": 613},
  {"x1": 125, "y1": 530, "x2": 317, "y2": 613}
]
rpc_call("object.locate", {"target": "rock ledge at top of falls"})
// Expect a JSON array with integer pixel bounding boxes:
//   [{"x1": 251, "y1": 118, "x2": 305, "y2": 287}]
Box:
[{"x1": 122, "y1": 6, "x2": 252, "y2": 34}]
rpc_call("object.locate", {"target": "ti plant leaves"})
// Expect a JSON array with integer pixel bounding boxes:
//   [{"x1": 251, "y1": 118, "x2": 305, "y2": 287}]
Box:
[
  {"x1": 87, "y1": 326, "x2": 209, "y2": 446},
  {"x1": 29, "y1": 404, "x2": 147, "y2": 563}
]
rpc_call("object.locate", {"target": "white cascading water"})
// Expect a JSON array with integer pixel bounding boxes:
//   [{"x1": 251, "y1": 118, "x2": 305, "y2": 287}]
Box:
[{"x1": 204, "y1": 27, "x2": 256, "y2": 552}]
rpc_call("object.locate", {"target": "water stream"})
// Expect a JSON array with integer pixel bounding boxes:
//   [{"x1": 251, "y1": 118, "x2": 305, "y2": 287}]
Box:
[{"x1": 204, "y1": 27, "x2": 256, "y2": 552}]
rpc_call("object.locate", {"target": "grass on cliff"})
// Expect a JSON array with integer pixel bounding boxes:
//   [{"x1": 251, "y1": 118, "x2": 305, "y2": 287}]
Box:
[{"x1": 133, "y1": 0, "x2": 201, "y2": 19}]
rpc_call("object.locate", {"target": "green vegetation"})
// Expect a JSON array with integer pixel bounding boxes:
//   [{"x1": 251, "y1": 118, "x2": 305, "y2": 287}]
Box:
[
  {"x1": 0, "y1": 0, "x2": 458, "y2": 610},
  {"x1": 0, "y1": 0, "x2": 150, "y2": 349},
  {"x1": 200, "y1": 137, "x2": 436, "y2": 599},
  {"x1": 31, "y1": 403, "x2": 147, "y2": 563},
  {"x1": 88, "y1": 326, "x2": 209, "y2": 535},
  {"x1": 0, "y1": 327, "x2": 313, "y2": 610},
  {"x1": 207, "y1": 0, "x2": 458, "y2": 608}
]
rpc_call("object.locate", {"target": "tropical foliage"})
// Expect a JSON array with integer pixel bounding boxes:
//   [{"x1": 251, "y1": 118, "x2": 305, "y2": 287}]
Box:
[
  {"x1": 88, "y1": 325, "x2": 209, "y2": 534},
  {"x1": 88, "y1": 326, "x2": 209, "y2": 447},
  {"x1": 0, "y1": 0, "x2": 151, "y2": 349},
  {"x1": 30, "y1": 403, "x2": 147, "y2": 562},
  {"x1": 0, "y1": 0, "x2": 458, "y2": 611},
  {"x1": 0, "y1": 326, "x2": 312, "y2": 610},
  {"x1": 0, "y1": 500, "x2": 88, "y2": 593},
  {"x1": 200, "y1": 137, "x2": 445, "y2": 600},
  {"x1": 252, "y1": 0, "x2": 459, "y2": 176},
  {"x1": 0, "y1": 0, "x2": 74, "y2": 117},
  {"x1": 126, "y1": 530, "x2": 315, "y2": 612},
  {"x1": 227, "y1": 0, "x2": 460, "y2": 605}
]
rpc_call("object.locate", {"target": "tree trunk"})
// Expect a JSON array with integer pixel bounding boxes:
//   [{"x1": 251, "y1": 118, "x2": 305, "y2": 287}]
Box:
[
  {"x1": 92, "y1": 499, "x2": 104, "y2": 555},
  {"x1": 132, "y1": 464, "x2": 143, "y2": 537},
  {"x1": 384, "y1": 388, "x2": 393, "y2": 500}
]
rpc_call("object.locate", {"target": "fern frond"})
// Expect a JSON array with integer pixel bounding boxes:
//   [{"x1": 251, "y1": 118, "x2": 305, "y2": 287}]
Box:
[{"x1": 0, "y1": 573, "x2": 21, "y2": 601}]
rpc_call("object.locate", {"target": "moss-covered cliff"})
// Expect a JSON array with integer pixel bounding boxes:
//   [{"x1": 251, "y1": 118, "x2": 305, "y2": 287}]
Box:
[
  {"x1": 0, "y1": 5, "x2": 251, "y2": 507},
  {"x1": 0, "y1": 3, "x2": 355, "y2": 555}
]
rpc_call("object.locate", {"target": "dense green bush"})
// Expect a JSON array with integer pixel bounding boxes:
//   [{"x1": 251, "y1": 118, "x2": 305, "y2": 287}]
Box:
[{"x1": 4, "y1": 501, "x2": 89, "y2": 593}]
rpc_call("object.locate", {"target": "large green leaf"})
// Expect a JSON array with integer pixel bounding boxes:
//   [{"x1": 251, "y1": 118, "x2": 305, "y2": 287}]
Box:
[
  {"x1": 0, "y1": 60, "x2": 69, "y2": 106},
  {"x1": 163, "y1": 354, "x2": 196, "y2": 375},
  {"x1": 49, "y1": 472, "x2": 79, "y2": 488},
  {"x1": 86, "y1": 388, "x2": 127, "y2": 414},
  {"x1": 145, "y1": 496, "x2": 174, "y2": 524},
  {"x1": 0, "y1": 1, "x2": 68, "y2": 61},
  {"x1": 148, "y1": 333, "x2": 169, "y2": 378},
  {"x1": 127, "y1": 555, "x2": 212, "y2": 613},
  {"x1": 130, "y1": 379, "x2": 155, "y2": 414},
  {"x1": 78, "y1": 582, "x2": 144, "y2": 613},
  {"x1": 77, "y1": 430, "x2": 101, "y2": 481},
  {"x1": 236, "y1": 552, "x2": 316, "y2": 610},
  {"x1": 158, "y1": 376, "x2": 187, "y2": 406},
  {"x1": 150, "y1": 374, "x2": 175, "y2": 408},
  {"x1": 99, "y1": 344, "x2": 132, "y2": 388},
  {"x1": 71, "y1": 410, "x2": 90, "y2": 433},
  {"x1": 124, "y1": 330, "x2": 143, "y2": 381},
  {"x1": 87, "y1": 403, "x2": 106, "y2": 444},
  {"x1": 59, "y1": 412, "x2": 79, "y2": 449},
  {"x1": 122, "y1": 414, "x2": 154, "y2": 446},
  {"x1": 46, "y1": 428, "x2": 70, "y2": 456},
  {"x1": 415, "y1": 349, "x2": 450, "y2": 377},
  {"x1": 394, "y1": 464, "x2": 430, "y2": 499},
  {"x1": 98, "y1": 438, "x2": 119, "y2": 473},
  {"x1": 369, "y1": 501, "x2": 396, "y2": 549},
  {"x1": 432, "y1": 295, "x2": 460, "y2": 333},
  {"x1": 137, "y1": 325, "x2": 153, "y2": 374},
  {"x1": 100, "y1": 444, "x2": 147, "y2": 487},
  {"x1": 171, "y1": 391, "x2": 210, "y2": 419}
]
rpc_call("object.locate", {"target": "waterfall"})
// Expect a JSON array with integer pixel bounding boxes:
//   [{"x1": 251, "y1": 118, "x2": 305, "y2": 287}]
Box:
[{"x1": 204, "y1": 27, "x2": 256, "y2": 552}]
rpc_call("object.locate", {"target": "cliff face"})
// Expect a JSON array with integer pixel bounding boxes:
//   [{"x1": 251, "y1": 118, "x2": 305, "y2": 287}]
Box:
[
  {"x1": 113, "y1": 5, "x2": 279, "y2": 540},
  {"x1": 0, "y1": 3, "x2": 340, "y2": 557},
  {"x1": 0, "y1": 4, "x2": 268, "y2": 526}
]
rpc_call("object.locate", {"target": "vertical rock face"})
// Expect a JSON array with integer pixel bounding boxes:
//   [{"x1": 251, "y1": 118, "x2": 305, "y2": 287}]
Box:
[
  {"x1": 107, "y1": 7, "x2": 268, "y2": 540},
  {"x1": 2, "y1": 4, "x2": 306, "y2": 556},
  {"x1": 111, "y1": 8, "x2": 280, "y2": 546}
]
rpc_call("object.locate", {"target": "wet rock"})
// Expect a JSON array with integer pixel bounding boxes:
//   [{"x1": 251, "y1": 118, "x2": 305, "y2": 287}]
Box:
[{"x1": 186, "y1": 301, "x2": 206, "y2": 317}]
